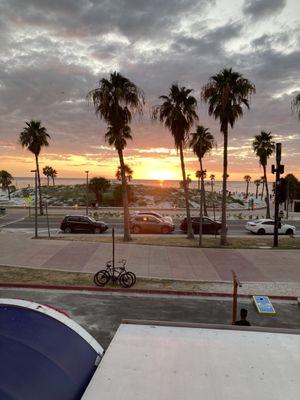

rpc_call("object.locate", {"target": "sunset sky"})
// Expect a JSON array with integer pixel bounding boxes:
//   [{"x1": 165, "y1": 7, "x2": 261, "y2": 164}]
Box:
[{"x1": 0, "y1": 0, "x2": 299, "y2": 181}]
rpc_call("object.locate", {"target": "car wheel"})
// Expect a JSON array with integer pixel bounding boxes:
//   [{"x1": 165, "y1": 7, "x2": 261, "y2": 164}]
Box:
[
  {"x1": 64, "y1": 227, "x2": 72, "y2": 233},
  {"x1": 286, "y1": 228, "x2": 293, "y2": 235},
  {"x1": 94, "y1": 227, "x2": 101, "y2": 234},
  {"x1": 132, "y1": 225, "x2": 141, "y2": 234},
  {"x1": 257, "y1": 228, "x2": 265, "y2": 235},
  {"x1": 161, "y1": 226, "x2": 170, "y2": 234}
]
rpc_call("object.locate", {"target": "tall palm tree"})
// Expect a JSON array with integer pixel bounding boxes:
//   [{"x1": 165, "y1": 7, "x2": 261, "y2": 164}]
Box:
[
  {"x1": 87, "y1": 72, "x2": 144, "y2": 241},
  {"x1": 244, "y1": 175, "x2": 251, "y2": 198},
  {"x1": 254, "y1": 179, "x2": 260, "y2": 199},
  {"x1": 190, "y1": 125, "x2": 215, "y2": 217},
  {"x1": 202, "y1": 68, "x2": 255, "y2": 245},
  {"x1": 253, "y1": 131, "x2": 275, "y2": 218},
  {"x1": 116, "y1": 164, "x2": 133, "y2": 182},
  {"x1": 153, "y1": 84, "x2": 198, "y2": 239},
  {"x1": 0, "y1": 170, "x2": 13, "y2": 200},
  {"x1": 43, "y1": 166, "x2": 52, "y2": 186},
  {"x1": 210, "y1": 174, "x2": 215, "y2": 192},
  {"x1": 19, "y1": 120, "x2": 50, "y2": 214},
  {"x1": 50, "y1": 168, "x2": 57, "y2": 186}
]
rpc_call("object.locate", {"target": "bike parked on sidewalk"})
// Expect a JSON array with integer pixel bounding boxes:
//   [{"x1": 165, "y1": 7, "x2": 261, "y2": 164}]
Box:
[{"x1": 94, "y1": 259, "x2": 136, "y2": 288}]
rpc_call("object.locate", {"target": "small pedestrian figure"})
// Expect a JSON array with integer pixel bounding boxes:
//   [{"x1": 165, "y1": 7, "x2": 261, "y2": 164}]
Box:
[{"x1": 234, "y1": 308, "x2": 251, "y2": 326}]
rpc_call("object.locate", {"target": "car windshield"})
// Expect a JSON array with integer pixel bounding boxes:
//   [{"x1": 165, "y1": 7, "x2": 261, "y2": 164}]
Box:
[{"x1": 88, "y1": 217, "x2": 96, "y2": 222}]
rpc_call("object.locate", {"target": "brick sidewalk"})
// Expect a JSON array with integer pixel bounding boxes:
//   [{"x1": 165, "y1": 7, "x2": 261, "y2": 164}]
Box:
[{"x1": 0, "y1": 232, "x2": 300, "y2": 287}]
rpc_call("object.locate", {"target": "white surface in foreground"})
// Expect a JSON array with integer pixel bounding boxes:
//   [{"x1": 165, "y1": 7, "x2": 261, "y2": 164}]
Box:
[{"x1": 82, "y1": 324, "x2": 300, "y2": 400}]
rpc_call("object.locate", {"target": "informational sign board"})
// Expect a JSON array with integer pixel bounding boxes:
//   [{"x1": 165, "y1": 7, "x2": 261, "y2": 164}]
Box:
[{"x1": 253, "y1": 296, "x2": 276, "y2": 315}]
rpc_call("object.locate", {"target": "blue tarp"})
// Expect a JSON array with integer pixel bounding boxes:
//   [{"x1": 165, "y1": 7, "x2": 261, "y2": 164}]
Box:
[{"x1": 0, "y1": 304, "x2": 100, "y2": 400}]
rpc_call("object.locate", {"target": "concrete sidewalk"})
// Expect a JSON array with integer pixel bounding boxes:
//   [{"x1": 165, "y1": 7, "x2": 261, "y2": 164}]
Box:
[{"x1": 1, "y1": 231, "x2": 299, "y2": 289}]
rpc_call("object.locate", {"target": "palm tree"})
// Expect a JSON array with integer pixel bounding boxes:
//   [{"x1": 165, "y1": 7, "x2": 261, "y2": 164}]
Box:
[
  {"x1": 291, "y1": 93, "x2": 300, "y2": 119},
  {"x1": 87, "y1": 72, "x2": 144, "y2": 241},
  {"x1": 116, "y1": 164, "x2": 133, "y2": 182},
  {"x1": 254, "y1": 179, "x2": 260, "y2": 199},
  {"x1": 0, "y1": 170, "x2": 13, "y2": 200},
  {"x1": 202, "y1": 68, "x2": 255, "y2": 245},
  {"x1": 153, "y1": 84, "x2": 198, "y2": 239},
  {"x1": 190, "y1": 125, "x2": 215, "y2": 217},
  {"x1": 253, "y1": 131, "x2": 275, "y2": 218},
  {"x1": 244, "y1": 175, "x2": 251, "y2": 198},
  {"x1": 89, "y1": 177, "x2": 111, "y2": 205},
  {"x1": 210, "y1": 174, "x2": 215, "y2": 192},
  {"x1": 43, "y1": 166, "x2": 52, "y2": 186},
  {"x1": 19, "y1": 120, "x2": 50, "y2": 214},
  {"x1": 50, "y1": 168, "x2": 57, "y2": 186}
]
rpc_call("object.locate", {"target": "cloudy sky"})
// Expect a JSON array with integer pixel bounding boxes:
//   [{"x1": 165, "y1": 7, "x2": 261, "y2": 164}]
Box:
[{"x1": 0, "y1": 0, "x2": 299, "y2": 181}]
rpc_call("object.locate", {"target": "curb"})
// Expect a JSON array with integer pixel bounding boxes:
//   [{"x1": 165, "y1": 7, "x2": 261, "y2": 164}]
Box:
[{"x1": 0, "y1": 282, "x2": 297, "y2": 301}]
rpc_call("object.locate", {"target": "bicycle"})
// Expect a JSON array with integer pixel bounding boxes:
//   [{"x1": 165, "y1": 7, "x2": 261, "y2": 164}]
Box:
[{"x1": 94, "y1": 259, "x2": 136, "y2": 288}]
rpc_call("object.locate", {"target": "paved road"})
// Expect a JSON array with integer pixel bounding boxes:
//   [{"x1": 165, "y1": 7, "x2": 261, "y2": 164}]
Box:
[
  {"x1": 2, "y1": 215, "x2": 300, "y2": 236},
  {"x1": 0, "y1": 289, "x2": 298, "y2": 349}
]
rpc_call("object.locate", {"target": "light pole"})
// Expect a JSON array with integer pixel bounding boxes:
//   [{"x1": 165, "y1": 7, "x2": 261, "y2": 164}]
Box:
[
  {"x1": 31, "y1": 169, "x2": 38, "y2": 238},
  {"x1": 85, "y1": 171, "x2": 89, "y2": 215}
]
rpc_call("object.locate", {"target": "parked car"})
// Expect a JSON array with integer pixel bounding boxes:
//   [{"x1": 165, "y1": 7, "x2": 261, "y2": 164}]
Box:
[
  {"x1": 130, "y1": 211, "x2": 173, "y2": 224},
  {"x1": 245, "y1": 219, "x2": 296, "y2": 235},
  {"x1": 130, "y1": 215, "x2": 175, "y2": 234},
  {"x1": 180, "y1": 216, "x2": 223, "y2": 234},
  {"x1": 60, "y1": 215, "x2": 108, "y2": 234}
]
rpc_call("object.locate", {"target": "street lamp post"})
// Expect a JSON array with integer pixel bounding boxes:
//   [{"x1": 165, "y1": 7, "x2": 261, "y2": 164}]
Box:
[
  {"x1": 85, "y1": 171, "x2": 89, "y2": 215},
  {"x1": 31, "y1": 169, "x2": 38, "y2": 238}
]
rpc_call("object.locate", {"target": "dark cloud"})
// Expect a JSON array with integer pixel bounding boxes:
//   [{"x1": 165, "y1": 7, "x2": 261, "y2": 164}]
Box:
[{"x1": 243, "y1": 0, "x2": 287, "y2": 20}]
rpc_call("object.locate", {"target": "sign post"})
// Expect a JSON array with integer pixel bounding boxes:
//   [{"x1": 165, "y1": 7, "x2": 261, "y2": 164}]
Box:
[{"x1": 271, "y1": 143, "x2": 284, "y2": 248}]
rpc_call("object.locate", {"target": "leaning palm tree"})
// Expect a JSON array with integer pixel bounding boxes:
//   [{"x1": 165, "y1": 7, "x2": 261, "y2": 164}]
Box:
[
  {"x1": 19, "y1": 120, "x2": 50, "y2": 214},
  {"x1": 190, "y1": 126, "x2": 215, "y2": 217},
  {"x1": 153, "y1": 84, "x2": 198, "y2": 239},
  {"x1": 253, "y1": 131, "x2": 275, "y2": 218},
  {"x1": 202, "y1": 68, "x2": 255, "y2": 245},
  {"x1": 0, "y1": 170, "x2": 13, "y2": 200},
  {"x1": 87, "y1": 72, "x2": 144, "y2": 241},
  {"x1": 210, "y1": 174, "x2": 215, "y2": 193},
  {"x1": 116, "y1": 164, "x2": 133, "y2": 182},
  {"x1": 254, "y1": 179, "x2": 260, "y2": 199},
  {"x1": 244, "y1": 175, "x2": 251, "y2": 198}
]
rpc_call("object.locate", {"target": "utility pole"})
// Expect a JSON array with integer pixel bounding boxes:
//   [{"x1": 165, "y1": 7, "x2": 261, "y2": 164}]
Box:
[
  {"x1": 31, "y1": 169, "x2": 38, "y2": 238},
  {"x1": 231, "y1": 270, "x2": 242, "y2": 325},
  {"x1": 271, "y1": 143, "x2": 284, "y2": 248},
  {"x1": 85, "y1": 170, "x2": 89, "y2": 216}
]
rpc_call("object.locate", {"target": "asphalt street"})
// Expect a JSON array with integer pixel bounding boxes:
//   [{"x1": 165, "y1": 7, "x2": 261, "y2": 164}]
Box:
[
  {"x1": 0, "y1": 289, "x2": 299, "y2": 349},
  {"x1": 2, "y1": 215, "x2": 300, "y2": 236}
]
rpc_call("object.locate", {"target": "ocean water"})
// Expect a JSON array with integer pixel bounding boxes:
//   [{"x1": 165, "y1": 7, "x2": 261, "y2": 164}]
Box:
[{"x1": 13, "y1": 177, "x2": 274, "y2": 195}]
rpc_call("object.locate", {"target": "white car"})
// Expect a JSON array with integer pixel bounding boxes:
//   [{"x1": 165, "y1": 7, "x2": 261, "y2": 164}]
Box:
[
  {"x1": 245, "y1": 219, "x2": 296, "y2": 235},
  {"x1": 130, "y1": 211, "x2": 173, "y2": 224}
]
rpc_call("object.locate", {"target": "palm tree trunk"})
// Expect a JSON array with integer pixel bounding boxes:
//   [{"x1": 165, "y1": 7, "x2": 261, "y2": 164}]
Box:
[
  {"x1": 221, "y1": 125, "x2": 228, "y2": 246},
  {"x1": 35, "y1": 155, "x2": 43, "y2": 215},
  {"x1": 256, "y1": 185, "x2": 258, "y2": 199},
  {"x1": 263, "y1": 165, "x2": 270, "y2": 218},
  {"x1": 52, "y1": 176, "x2": 55, "y2": 186},
  {"x1": 261, "y1": 180, "x2": 265, "y2": 200},
  {"x1": 246, "y1": 181, "x2": 249, "y2": 198},
  {"x1": 211, "y1": 180, "x2": 214, "y2": 193},
  {"x1": 47, "y1": 176, "x2": 49, "y2": 186},
  {"x1": 179, "y1": 143, "x2": 194, "y2": 239},
  {"x1": 117, "y1": 148, "x2": 131, "y2": 241},
  {"x1": 199, "y1": 159, "x2": 208, "y2": 216},
  {"x1": 8, "y1": 186, "x2": 10, "y2": 201}
]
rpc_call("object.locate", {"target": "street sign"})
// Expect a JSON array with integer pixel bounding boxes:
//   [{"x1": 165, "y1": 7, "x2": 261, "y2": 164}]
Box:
[{"x1": 253, "y1": 296, "x2": 276, "y2": 315}]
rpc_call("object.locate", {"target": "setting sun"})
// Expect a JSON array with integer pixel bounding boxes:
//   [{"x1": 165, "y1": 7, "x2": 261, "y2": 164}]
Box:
[{"x1": 148, "y1": 169, "x2": 177, "y2": 181}]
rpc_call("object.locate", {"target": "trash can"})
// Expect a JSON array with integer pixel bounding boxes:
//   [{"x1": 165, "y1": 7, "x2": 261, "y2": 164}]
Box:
[{"x1": 0, "y1": 207, "x2": 6, "y2": 215}]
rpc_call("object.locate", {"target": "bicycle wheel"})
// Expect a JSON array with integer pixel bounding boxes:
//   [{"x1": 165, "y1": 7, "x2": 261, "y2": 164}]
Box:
[
  {"x1": 94, "y1": 270, "x2": 110, "y2": 286},
  {"x1": 119, "y1": 272, "x2": 135, "y2": 288},
  {"x1": 127, "y1": 271, "x2": 137, "y2": 286}
]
